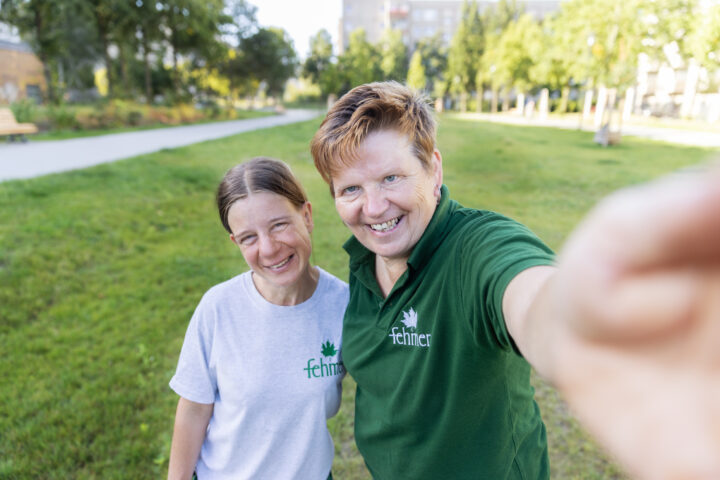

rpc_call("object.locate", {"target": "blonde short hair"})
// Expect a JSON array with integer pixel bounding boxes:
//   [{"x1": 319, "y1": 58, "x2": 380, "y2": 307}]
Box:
[{"x1": 310, "y1": 81, "x2": 437, "y2": 195}]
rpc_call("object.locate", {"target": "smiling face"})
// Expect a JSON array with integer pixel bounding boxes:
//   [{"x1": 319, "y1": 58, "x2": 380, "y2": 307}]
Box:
[
  {"x1": 227, "y1": 191, "x2": 314, "y2": 302},
  {"x1": 332, "y1": 129, "x2": 442, "y2": 265}
]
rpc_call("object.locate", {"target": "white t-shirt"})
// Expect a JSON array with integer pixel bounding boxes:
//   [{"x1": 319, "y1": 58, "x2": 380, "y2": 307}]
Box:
[{"x1": 170, "y1": 267, "x2": 349, "y2": 480}]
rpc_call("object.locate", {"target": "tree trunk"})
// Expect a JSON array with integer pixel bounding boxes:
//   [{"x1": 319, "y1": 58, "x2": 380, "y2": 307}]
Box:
[
  {"x1": 502, "y1": 88, "x2": 511, "y2": 112},
  {"x1": 33, "y1": 7, "x2": 55, "y2": 104},
  {"x1": 170, "y1": 28, "x2": 180, "y2": 98},
  {"x1": 516, "y1": 92, "x2": 525, "y2": 116},
  {"x1": 119, "y1": 45, "x2": 130, "y2": 98},
  {"x1": 491, "y1": 89, "x2": 498, "y2": 113},
  {"x1": 103, "y1": 38, "x2": 113, "y2": 98},
  {"x1": 142, "y1": 33, "x2": 152, "y2": 105},
  {"x1": 559, "y1": 86, "x2": 570, "y2": 114},
  {"x1": 581, "y1": 89, "x2": 593, "y2": 128}
]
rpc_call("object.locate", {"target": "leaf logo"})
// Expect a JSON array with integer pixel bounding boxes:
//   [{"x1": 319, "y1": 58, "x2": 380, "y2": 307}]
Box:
[
  {"x1": 401, "y1": 307, "x2": 418, "y2": 329},
  {"x1": 321, "y1": 340, "x2": 337, "y2": 358}
]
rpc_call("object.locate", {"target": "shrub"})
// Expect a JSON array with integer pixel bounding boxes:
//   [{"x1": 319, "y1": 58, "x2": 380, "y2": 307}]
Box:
[
  {"x1": 10, "y1": 99, "x2": 38, "y2": 123},
  {"x1": 48, "y1": 105, "x2": 79, "y2": 130}
]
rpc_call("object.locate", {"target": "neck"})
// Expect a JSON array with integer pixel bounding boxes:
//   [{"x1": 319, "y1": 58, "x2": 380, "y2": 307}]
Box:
[
  {"x1": 253, "y1": 266, "x2": 319, "y2": 306},
  {"x1": 375, "y1": 255, "x2": 408, "y2": 298}
]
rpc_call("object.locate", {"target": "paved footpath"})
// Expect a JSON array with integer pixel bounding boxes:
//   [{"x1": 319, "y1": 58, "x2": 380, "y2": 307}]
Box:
[
  {"x1": 0, "y1": 109, "x2": 321, "y2": 182},
  {"x1": 454, "y1": 112, "x2": 720, "y2": 149}
]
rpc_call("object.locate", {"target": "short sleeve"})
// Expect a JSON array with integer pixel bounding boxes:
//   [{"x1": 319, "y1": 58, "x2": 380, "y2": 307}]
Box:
[
  {"x1": 169, "y1": 296, "x2": 217, "y2": 404},
  {"x1": 459, "y1": 212, "x2": 555, "y2": 354}
]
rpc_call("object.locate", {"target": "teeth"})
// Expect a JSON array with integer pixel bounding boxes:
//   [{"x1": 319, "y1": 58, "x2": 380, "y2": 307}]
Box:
[
  {"x1": 269, "y1": 257, "x2": 291, "y2": 269},
  {"x1": 370, "y1": 217, "x2": 399, "y2": 232}
]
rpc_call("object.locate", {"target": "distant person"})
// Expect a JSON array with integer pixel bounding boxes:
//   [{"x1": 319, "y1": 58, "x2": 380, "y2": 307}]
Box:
[
  {"x1": 168, "y1": 157, "x2": 348, "y2": 480},
  {"x1": 310, "y1": 81, "x2": 720, "y2": 480}
]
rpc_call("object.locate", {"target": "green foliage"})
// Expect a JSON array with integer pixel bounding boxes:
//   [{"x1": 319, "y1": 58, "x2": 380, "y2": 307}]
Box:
[
  {"x1": 47, "y1": 104, "x2": 80, "y2": 130},
  {"x1": 529, "y1": 15, "x2": 573, "y2": 92},
  {"x1": 0, "y1": 117, "x2": 714, "y2": 478},
  {"x1": 415, "y1": 35, "x2": 448, "y2": 96},
  {"x1": 9, "y1": 99, "x2": 38, "y2": 123},
  {"x1": 379, "y1": 28, "x2": 408, "y2": 82},
  {"x1": 407, "y1": 51, "x2": 427, "y2": 91},
  {"x1": 302, "y1": 29, "x2": 337, "y2": 97},
  {"x1": 231, "y1": 27, "x2": 298, "y2": 99},
  {"x1": 688, "y1": 4, "x2": 720, "y2": 72},
  {"x1": 493, "y1": 14, "x2": 543, "y2": 94},
  {"x1": 447, "y1": 0, "x2": 485, "y2": 95},
  {"x1": 337, "y1": 29, "x2": 382, "y2": 94}
]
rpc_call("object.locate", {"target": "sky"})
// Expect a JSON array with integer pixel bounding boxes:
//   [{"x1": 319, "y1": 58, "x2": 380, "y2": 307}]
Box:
[{"x1": 250, "y1": 0, "x2": 343, "y2": 59}]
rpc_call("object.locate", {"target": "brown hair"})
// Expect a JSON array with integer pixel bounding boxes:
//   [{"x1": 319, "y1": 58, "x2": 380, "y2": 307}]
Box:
[
  {"x1": 217, "y1": 157, "x2": 308, "y2": 233},
  {"x1": 310, "y1": 81, "x2": 437, "y2": 194}
]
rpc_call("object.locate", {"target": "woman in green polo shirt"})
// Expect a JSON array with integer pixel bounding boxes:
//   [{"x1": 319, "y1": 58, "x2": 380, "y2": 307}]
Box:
[{"x1": 310, "y1": 81, "x2": 720, "y2": 480}]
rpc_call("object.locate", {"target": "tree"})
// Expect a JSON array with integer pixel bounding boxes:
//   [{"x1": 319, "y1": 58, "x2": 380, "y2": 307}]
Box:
[
  {"x1": 159, "y1": 0, "x2": 230, "y2": 99},
  {"x1": 235, "y1": 27, "x2": 298, "y2": 100},
  {"x1": 688, "y1": 3, "x2": 720, "y2": 74},
  {"x1": 407, "y1": 50, "x2": 427, "y2": 91},
  {"x1": 302, "y1": 29, "x2": 339, "y2": 98},
  {"x1": 223, "y1": 0, "x2": 258, "y2": 44},
  {"x1": 482, "y1": 0, "x2": 524, "y2": 35},
  {"x1": 446, "y1": 0, "x2": 485, "y2": 110},
  {"x1": 529, "y1": 14, "x2": 576, "y2": 113},
  {"x1": 414, "y1": 35, "x2": 447, "y2": 98},
  {"x1": 337, "y1": 29, "x2": 381, "y2": 93},
  {"x1": 1, "y1": 0, "x2": 67, "y2": 103},
  {"x1": 379, "y1": 28, "x2": 408, "y2": 82}
]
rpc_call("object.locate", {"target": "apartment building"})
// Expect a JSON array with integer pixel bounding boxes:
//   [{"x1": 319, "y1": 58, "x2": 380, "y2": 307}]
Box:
[{"x1": 338, "y1": 0, "x2": 560, "y2": 52}]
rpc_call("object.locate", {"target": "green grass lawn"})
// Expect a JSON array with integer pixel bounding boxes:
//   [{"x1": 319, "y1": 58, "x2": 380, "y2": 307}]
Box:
[{"x1": 0, "y1": 117, "x2": 715, "y2": 479}]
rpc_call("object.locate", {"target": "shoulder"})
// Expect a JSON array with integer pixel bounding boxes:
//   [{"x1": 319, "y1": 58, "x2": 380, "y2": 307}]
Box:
[
  {"x1": 316, "y1": 267, "x2": 350, "y2": 300},
  {"x1": 196, "y1": 271, "x2": 250, "y2": 311}
]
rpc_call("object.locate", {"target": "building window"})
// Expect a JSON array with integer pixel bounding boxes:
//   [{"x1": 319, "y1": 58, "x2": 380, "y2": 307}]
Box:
[
  {"x1": 26, "y1": 84, "x2": 42, "y2": 102},
  {"x1": 423, "y1": 9, "x2": 437, "y2": 21}
]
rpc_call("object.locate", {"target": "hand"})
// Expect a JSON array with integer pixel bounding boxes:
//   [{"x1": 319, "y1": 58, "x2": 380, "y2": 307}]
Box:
[{"x1": 551, "y1": 164, "x2": 720, "y2": 480}]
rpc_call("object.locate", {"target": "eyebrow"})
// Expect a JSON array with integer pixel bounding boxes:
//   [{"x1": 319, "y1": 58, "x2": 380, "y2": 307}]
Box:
[{"x1": 234, "y1": 215, "x2": 293, "y2": 237}]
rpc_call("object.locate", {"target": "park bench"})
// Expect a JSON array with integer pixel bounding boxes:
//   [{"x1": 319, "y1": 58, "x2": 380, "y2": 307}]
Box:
[{"x1": 0, "y1": 107, "x2": 38, "y2": 142}]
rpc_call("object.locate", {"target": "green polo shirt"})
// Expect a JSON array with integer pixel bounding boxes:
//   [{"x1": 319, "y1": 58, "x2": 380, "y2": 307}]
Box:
[{"x1": 342, "y1": 185, "x2": 555, "y2": 479}]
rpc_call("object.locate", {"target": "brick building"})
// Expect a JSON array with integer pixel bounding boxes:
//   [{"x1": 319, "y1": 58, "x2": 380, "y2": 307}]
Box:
[{"x1": 0, "y1": 35, "x2": 46, "y2": 104}]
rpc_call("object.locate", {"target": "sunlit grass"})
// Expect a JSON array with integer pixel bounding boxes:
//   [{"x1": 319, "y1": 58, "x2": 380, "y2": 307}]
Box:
[{"x1": 0, "y1": 116, "x2": 714, "y2": 478}]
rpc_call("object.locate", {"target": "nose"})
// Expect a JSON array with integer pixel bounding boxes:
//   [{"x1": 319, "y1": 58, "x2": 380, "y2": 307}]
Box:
[
  {"x1": 363, "y1": 187, "x2": 389, "y2": 219},
  {"x1": 257, "y1": 233, "x2": 280, "y2": 258}
]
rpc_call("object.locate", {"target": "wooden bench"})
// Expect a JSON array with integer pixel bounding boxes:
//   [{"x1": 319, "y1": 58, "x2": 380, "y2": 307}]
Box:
[{"x1": 0, "y1": 107, "x2": 39, "y2": 142}]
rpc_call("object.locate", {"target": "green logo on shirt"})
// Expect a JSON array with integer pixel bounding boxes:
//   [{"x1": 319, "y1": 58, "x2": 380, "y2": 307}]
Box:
[
  {"x1": 389, "y1": 307, "x2": 431, "y2": 348},
  {"x1": 304, "y1": 341, "x2": 345, "y2": 379},
  {"x1": 321, "y1": 340, "x2": 337, "y2": 357}
]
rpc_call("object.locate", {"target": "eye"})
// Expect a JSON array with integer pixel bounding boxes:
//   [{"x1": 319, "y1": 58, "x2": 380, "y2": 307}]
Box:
[
  {"x1": 384, "y1": 175, "x2": 398, "y2": 183},
  {"x1": 342, "y1": 185, "x2": 359, "y2": 195},
  {"x1": 271, "y1": 222, "x2": 288, "y2": 231},
  {"x1": 238, "y1": 234, "x2": 256, "y2": 245}
]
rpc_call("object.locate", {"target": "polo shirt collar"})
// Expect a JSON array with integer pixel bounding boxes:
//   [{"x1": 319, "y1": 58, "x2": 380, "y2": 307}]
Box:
[
  {"x1": 343, "y1": 184, "x2": 457, "y2": 277},
  {"x1": 406, "y1": 184, "x2": 455, "y2": 273}
]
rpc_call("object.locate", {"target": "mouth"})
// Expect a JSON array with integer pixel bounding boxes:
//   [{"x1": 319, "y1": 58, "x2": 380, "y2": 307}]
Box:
[
  {"x1": 267, "y1": 255, "x2": 293, "y2": 270},
  {"x1": 369, "y1": 216, "x2": 402, "y2": 233}
]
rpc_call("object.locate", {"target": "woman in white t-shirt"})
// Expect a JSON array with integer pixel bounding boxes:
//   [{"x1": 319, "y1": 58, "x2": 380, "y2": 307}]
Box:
[{"x1": 168, "y1": 157, "x2": 348, "y2": 480}]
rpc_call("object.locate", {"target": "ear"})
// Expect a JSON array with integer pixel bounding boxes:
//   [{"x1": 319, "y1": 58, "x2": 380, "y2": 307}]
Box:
[
  {"x1": 301, "y1": 201, "x2": 314, "y2": 233},
  {"x1": 431, "y1": 148, "x2": 443, "y2": 191},
  {"x1": 229, "y1": 233, "x2": 241, "y2": 248}
]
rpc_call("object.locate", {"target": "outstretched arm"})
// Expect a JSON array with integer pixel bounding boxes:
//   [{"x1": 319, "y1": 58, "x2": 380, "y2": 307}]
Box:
[{"x1": 504, "y1": 165, "x2": 720, "y2": 480}]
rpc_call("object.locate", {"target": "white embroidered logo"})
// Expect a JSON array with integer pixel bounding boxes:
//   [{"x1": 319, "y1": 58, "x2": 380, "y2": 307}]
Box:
[
  {"x1": 389, "y1": 307, "x2": 431, "y2": 348},
  {"x1": 401, "y1": 307, "x2": 418, "y2": 329}
]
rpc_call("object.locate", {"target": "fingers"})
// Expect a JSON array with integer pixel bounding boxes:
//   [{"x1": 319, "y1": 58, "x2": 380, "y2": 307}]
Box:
[
  {"x1": 558, "y1": 162, "x2": 720, "y2": 342},
  {"x1": 591, "y1": 163, "x2": 720, "y2": 270}
]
